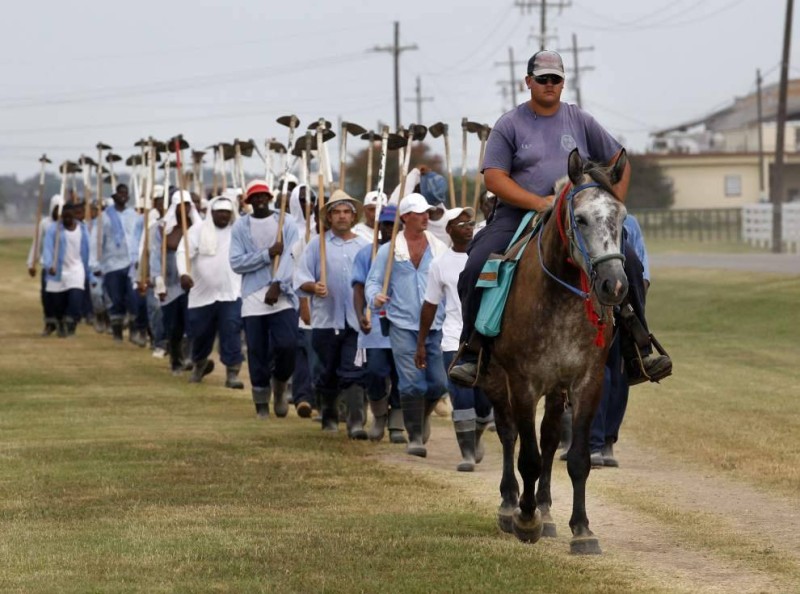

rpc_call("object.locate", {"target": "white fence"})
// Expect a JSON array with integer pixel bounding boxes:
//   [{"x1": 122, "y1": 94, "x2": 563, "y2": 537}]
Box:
[{"x1": 742, "y1": 203, "x2": 800, "y2": 252}]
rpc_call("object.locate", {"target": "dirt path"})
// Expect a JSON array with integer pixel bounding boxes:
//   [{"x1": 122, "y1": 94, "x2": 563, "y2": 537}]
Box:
[{"x1": 380, "y1": 422, "x2": 800, "y2": 593}]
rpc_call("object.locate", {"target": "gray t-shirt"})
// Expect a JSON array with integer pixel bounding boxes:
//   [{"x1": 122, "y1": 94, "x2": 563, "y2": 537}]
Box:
[{"x1": 482, "y1": 101, "x2": 621, "y2": 225}]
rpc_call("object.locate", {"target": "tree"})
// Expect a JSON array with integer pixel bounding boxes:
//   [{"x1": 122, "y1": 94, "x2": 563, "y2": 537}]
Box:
[
  {"x1": 625, "y1": 154, "x2": 674, "y2": 209},
  {"x1": 343, "y1": 142, "x2": 443, "y2": 199}
]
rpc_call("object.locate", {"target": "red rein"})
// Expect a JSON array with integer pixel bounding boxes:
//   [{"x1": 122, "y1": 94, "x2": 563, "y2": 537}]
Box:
[{"x1": 553, "y1": 183, "x2": 606, "y2": 348}]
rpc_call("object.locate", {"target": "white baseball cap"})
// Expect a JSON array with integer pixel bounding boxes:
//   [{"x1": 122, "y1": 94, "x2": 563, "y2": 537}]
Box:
[
  {"x1": 444, "y1": 206, "x2": 475, "y2": 225},
  {"x1": 398, "y1": 193, "x2": 435, "y2": 216},
  {"x1": 363, "y1": 191, "x2": 387, "y2": 207}
]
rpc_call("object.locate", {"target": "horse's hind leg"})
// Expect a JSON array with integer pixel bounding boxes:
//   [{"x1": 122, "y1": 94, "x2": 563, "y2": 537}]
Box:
[
  {"x1": 510, "y1": 386, "x2": 544, "y2": 543},
  {"x1": 536, "y1": 390, "x2": 565, "y2": 538},
  {"x1": 486, "y1": 383, "x2": 519, "y2": 534},
  {"x1": 565, "y1": 385, "x2": 603, "y2": 555}
]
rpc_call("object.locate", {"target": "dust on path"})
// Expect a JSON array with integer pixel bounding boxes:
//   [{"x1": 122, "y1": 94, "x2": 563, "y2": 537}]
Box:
[{"x1": 380, "y1": 422, "x2": 799, "y2": 593}]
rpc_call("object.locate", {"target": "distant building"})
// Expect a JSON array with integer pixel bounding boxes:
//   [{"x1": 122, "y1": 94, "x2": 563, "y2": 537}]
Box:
[{"x1": 645, "y1": 79, "x2": 800, "y2": 209}]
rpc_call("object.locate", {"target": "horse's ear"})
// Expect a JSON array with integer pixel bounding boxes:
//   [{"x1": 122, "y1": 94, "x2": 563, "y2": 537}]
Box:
[
  {"x1": 610, "y1": 149, "x2": 628, "y2": 185},
  {"x1": 568, "y1": 148, "x2": 583, "y2": 185}
]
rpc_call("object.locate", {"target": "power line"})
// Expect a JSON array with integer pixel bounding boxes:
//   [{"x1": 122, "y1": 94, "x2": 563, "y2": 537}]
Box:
[
  {"x1": 555, "y1": 34, "x2": 594, "y2": 108},
  {"x1": 404, "y1": 76, "x2": 434, "y2": 124},
  {"x1": 370, "y1": 21, "x2": 418, "y2": 129},
  {"x1": 514, "y1": 0, "x2": 571, "y2": 50}
]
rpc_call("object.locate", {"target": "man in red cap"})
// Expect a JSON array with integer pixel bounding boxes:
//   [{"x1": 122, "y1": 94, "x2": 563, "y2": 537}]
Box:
[{"x1": 229, "y1": 180, "x2": 300, "y2": 419}]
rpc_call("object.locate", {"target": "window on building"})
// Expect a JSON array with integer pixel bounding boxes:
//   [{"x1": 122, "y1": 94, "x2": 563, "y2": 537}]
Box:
[{"x1": 724, "y1": 175, "x2": 742, "y2": 197}]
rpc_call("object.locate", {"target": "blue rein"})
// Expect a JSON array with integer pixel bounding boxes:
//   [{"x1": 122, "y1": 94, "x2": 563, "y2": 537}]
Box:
[{"x1": 537, "y1": 182, "x2": 625, "y2": 300}]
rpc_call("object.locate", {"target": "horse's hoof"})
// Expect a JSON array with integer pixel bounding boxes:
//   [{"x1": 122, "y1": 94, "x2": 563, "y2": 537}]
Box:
[
  {"x1": 570, "y1": 535, "x2": 602, "y2": 555},
  {"x1": 512, "y1": 507, "x2": 543, "y2": 543},
  {"x1": 539, "y1": 508, "x2": 557, "y2": 538},
  {"x1": 497, "y1": 504, "x2": 514, "y2": 534}
]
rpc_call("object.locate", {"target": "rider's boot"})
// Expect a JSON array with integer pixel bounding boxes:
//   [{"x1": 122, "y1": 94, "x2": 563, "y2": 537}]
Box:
[
  {"x1": 448, "y1": 333, "x2": 486, "y2": 387},
  {"x1": 618, "y1": 303, "x2": 672, "y2": 385}
]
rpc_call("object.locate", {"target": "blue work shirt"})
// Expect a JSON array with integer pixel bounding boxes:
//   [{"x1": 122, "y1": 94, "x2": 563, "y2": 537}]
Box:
[
  {"x1": 95, "y1": 206, "x2": 141, "y2": 274},
  {"x1": 229, "y1": 213, "x2": 299, "y2": 310},
  {"x1": 351, "y1": 243, "x2": 390, "y2": 349},
  {"x1": 295, "y1": 230, "x2": 368, "y2": 330},
  {"x1": 365, "y1": 233, "x2": 446, "y2": 333},
  {"x1": 624, "y1": 215, "x2": 649, "y2": 283}
]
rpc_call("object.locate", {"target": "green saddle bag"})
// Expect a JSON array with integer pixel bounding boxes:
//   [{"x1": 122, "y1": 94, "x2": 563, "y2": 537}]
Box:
[{"x1": 475, "y1": 212, "x2": 539, "y2": 337}]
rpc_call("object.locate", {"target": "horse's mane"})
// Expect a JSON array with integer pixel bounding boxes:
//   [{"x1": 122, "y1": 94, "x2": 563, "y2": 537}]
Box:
[{"x1": 552, "y1": 158, "x2": 617, "y2": 200}]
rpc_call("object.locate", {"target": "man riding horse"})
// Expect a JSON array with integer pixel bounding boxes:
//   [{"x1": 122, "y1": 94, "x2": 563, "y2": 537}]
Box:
[{"x1": 450, "y1": 49, "x2": 671, "y2": 387}]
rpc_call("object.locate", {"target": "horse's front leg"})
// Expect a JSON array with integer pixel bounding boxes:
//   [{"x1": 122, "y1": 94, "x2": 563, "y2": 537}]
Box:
[
  {"x1": 536, "y1": 390, "x2": 566, "y2": 538},
  {"x1": 565, "y1": 377, "x2": 604, "y2": 555},
  {"x1": 485, "y1": 383, "x2": 519, "y2": 534},
  {"x1": 510, "y1": 384, "x2": 544, "y2": 543}
]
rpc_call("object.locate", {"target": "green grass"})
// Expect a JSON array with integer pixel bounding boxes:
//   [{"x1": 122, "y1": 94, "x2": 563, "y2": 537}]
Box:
[
  {"x1": 4, "y1": 236, "x2": 800, "y2": 592},
  {"x1": 627, "y1": 267, "x2": 800, "y2": 495},
  {"x1": 0, "y1": 239, "x2": 664, "y2": 593}
]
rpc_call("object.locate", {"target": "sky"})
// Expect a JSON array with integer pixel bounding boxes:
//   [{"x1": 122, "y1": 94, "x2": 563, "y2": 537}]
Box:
[{"x1": 1, "y1": 0, "x2": 796, "y2": 183}]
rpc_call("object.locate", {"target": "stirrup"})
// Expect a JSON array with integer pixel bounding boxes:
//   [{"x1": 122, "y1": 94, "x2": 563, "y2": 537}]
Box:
[
  {"x1": 448, "y1": 342, "x2": 484, "y2": 388},
  {"x1": 628, "y1": 334, "x2": 672, "y2": 385}
]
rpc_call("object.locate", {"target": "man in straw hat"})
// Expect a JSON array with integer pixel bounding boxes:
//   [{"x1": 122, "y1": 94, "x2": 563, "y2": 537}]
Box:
[
  {"x1": 296, "y1": 189, "x2": 370, "y2": 436},
  {"x1": 177, "y1": 196, "x2": 244, "y2": 388},
  {"x1": 230, "y1": 179, "x2": 299, "y2": 419},
  {"x1": 365, "y1": 193, "x2": 449, "y2": 458}
]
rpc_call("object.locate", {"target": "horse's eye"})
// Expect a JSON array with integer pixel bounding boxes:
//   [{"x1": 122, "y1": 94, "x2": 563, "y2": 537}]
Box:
[{"x1": 575, "y1": 215, "x2": 588, "y2": 226}]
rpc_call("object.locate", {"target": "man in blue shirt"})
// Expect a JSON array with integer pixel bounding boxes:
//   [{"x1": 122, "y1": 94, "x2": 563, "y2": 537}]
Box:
[
  {"x1": 296, "y1": 190, "x2": 370, "y2": 436},
  {"x1": 351, "y1": 205, "x2": 405, "y2": 443},
  {"x1": 365, "y1": 193, "x2": 449, "y2": 458},
  {"x1": 93, "y1": 184, "x2": 146, "y2": 344}
]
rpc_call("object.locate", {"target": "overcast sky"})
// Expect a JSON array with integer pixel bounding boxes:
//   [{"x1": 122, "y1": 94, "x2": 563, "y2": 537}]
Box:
[{"x1": 1, "y1": 0, "x2": 796, "y2": 182}]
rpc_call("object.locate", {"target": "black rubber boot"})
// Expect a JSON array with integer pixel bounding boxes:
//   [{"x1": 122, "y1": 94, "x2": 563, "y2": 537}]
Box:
[
  {"x1": 111, "y1": 319, "x2": 124, "y2": 342},
  {"x1": 618, "y1": 303, "x2": 672, "y2": 385},
  {"x1": 272, "y1": 378, "x2": 289, "y2": 417},
  {"x1": 402, "y1": 398, "x2": 427, "y2": 457},
  {"x1": 475, "y1": 419, "x2": 491, "y2": 464},
  {"x1": 367, "y1": 397, "x2": 389, "y2": 442},
  {"x1": 225, "y1": 364, "x2": 244, "y2": 389},
  {"x1": 343, "y1": 385, "x2": 368, "y2": 440},
  {"x1": 42, "y1": 320, "x2": 57, "y2": 337},
  {"x1": 423, "y1": 399, "x2": 437, "y2": 445},
  {"x1": 189, "y1": 359, "x2": 215, "y2": 383},
  {"x1": 454, "y1": 420, "x2": 477, "y2": 472},
  {"x1": 252, "y1": 387, "x2": 269, "y2": 419},
  {"x1": 321, "y1": 393, "x2": 339, "y2": 433},
  {"x1": 388, "y1": 408, "x2": 407, "y2": 444}
]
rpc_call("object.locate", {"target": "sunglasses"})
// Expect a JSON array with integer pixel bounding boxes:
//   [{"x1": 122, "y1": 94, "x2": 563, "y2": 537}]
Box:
[
  {"x1": 532, "y1": 74, "x2": 563, "y2": 85},
  {"x1": 453, "y1": 220, "x2": 476, "y2": 228}
]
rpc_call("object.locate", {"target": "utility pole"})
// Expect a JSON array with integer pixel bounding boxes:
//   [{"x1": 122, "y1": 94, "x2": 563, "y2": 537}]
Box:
[
  {"x1": 756, "y1": 69, "x2": 765, "y2": 199},
  {"x1": 371, "y1": 21, "x2": 418, "y2": 130},
  {"x1": 404, "y1": 76, "x2": 433, "y2": 124},
  {"x1": 555, "y1": 34, "x2": 593, "y2": 108},
  {"x1": 514, "y1": 0, "x2": 570, "y2": 50},
  {"x1": 495, "y1": 47, "x2": 526, "y2": 110},
  {"x1": 772, "y1": 0, "x2": 793, "y2": 253}
]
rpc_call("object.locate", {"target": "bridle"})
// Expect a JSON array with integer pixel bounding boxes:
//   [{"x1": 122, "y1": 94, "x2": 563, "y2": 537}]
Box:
[{"x1": 536, "y1": 181, "x2": 626, "y2": 346}]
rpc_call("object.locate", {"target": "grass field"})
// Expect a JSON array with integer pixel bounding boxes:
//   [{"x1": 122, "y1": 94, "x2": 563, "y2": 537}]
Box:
[{"x1": 1, "y1": 237, "x2": 799, "y2": 593}]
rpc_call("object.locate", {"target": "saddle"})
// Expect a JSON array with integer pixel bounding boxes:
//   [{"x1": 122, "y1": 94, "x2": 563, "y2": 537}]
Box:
[{"x1": 474, "y1": 211, "x2": 544, "y2": 337}]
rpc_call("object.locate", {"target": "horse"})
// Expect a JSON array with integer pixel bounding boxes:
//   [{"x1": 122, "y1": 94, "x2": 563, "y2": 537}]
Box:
[{"x1": 479, "y1": 148, "x2": 629, "y2": 555}]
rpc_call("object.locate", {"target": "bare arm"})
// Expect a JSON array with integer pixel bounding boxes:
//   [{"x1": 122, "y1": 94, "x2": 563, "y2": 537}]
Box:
[
  {"x1": 484, "y1": 168, "x2": 554, "y2": 213},
  {"x1": 414, "y1": 300, "x2": 439, "y2": 369}
]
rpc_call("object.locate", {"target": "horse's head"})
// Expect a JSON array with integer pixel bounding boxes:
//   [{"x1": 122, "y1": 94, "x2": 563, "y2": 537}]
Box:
[{"x1": 554, "y1": 149, "x2": 628, "y2": 306}]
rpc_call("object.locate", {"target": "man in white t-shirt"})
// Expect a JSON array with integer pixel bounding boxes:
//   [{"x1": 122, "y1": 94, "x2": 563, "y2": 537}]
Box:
[
  {"x1": 177, "y1": 196, "x2": 244, "y2": 388},
  {"x1": 41, "y1": 202, "x2": 90, "y2": 337},
  {"x1": 352, "y1": 190, "x2": 384, "y2": 243},
  {"x1": 416, "y1": 206, "x2": 494, "y2": 472},
  {"x1": 230, "y1": 180, "x2": 300, "y2": 419}
]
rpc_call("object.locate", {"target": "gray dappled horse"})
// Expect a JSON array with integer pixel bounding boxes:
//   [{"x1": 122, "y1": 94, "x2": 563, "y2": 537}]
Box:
[{"x1": 480, "y1": 148, "x2": 628, "y2": 554}]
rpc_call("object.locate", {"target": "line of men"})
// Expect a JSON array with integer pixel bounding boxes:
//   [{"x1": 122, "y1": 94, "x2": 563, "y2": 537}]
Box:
[{"x1": 27, "y1": 169, "x2": 493, "y2": 471}]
